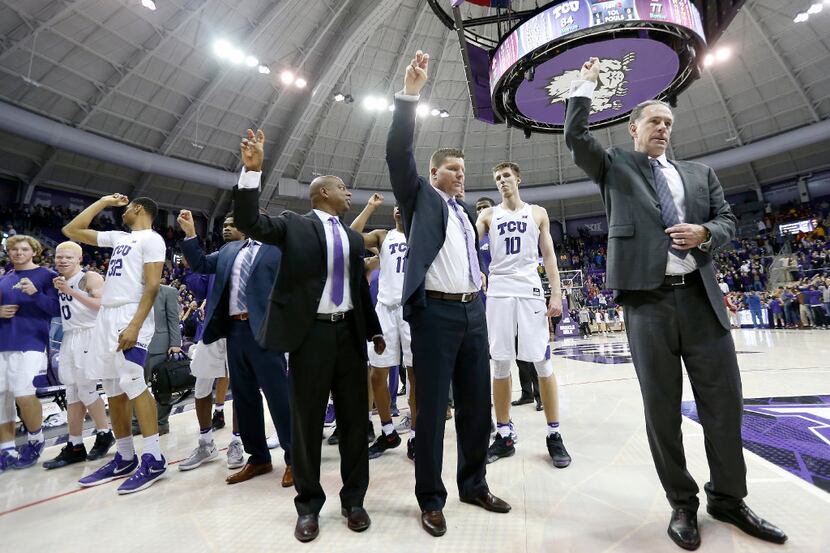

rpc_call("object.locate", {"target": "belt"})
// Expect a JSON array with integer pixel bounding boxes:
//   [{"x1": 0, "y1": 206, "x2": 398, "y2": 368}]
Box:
[
  {"x1": 316, "y1": 311, "x2": 350, "y2": 322},
  {"x1": 230, "y1": 313, "x2": 249, "y2": 321},
  {"x1": 426, "y1": 290, "x2": 479, "y2": 303},
  {"x1": 661, "y1": 271, "x2": 700, "y2": 288}
]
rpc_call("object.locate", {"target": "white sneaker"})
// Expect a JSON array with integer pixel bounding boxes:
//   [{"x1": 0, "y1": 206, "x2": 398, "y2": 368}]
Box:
[
  {"x1": 266, "y1": 434, "x2": 280, "y2": 450},
  {"x1": 395, "y1": 415, "x2": 412, "y2": 434},
  {"x1": 227, "y1": 440, "x2": 244, "y2": 469},
  {"x1": 178, "y1": 440, "x2": 218, "y2": 471}
]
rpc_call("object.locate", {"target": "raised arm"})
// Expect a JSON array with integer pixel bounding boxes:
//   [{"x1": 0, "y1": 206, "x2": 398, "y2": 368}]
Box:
[
  {"x1": 536, "y1": 206, "x2": 562, "y2": 317},
  {"x1": 563, "y1": 57, "x2": 612, "y2": 184},
  {"x1": 53, "y1": 270, "x2": 104, "y2": 312},
  {"x1": 387, "y1": 50, "x2": 429, "y2": 211},
  {"x1": 350, "y1": 193, "x2": 388, "y2": 249},
  {"x1": 177, "y1": 210, "x2": 220, "y2": 274},
  {"x1": 232, "y1": 128, "x2": 289, "y2": 246},
  {"x1": 63, "y1": 194, "x2": 129, "y2": 246}
]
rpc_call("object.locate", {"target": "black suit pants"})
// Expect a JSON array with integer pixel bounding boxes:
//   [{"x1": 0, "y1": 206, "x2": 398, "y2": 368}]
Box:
[
  {"x1": 408, "y1": 296, "x2": 491, "y2": 511},
  {"x1": 288, "y1": 317, "x2": 369, "y2": 516},
  {"x1": 622, "y1": 273, "x2": 747, "y2": 511},
  {"x1": 227, "y1": 320, "x2": 292, "y2": 466}
]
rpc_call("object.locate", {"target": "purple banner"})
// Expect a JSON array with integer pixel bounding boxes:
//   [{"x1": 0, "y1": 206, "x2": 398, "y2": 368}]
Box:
[
  {"x1": 489, "y1": 0, "x2": 705, "y2": 93},
  {"x1": 515, "y1": 38, "x2": 679, "y2": 126},
  {"x1": 555, "y1": 295, "x2": 581, "y2": 338}
]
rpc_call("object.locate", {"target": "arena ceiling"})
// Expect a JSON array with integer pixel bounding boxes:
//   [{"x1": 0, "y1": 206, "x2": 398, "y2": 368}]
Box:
[{"x1": 0, "y1": 0, "x2": 829, "y2": 222}]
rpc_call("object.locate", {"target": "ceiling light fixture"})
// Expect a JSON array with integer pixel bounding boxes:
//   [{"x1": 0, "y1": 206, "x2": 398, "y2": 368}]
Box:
[
  {"x1": 793, "y1": 12, "x2": 809, "y2": 22},
  {"x1": 439, "y1": 109, "x2": 449, "y2": 118},
  {"x1": 334, "y1": 93, "x2": 345, "y2": 102},
  {"x1": 245, "y1": 56, "x2": 259, "y2": 67},
  {"x1": 141, "y1": 0, "x2": 157, "y2": 10},
  {"x1": 213, "y1": 39, "x2": 232, "y2": 59},
  {"x1": 295, "y1": 78, "x2": 307, "y2": 89},
  {"x1": 416, "y1": 104, "x2": 430, "y2": 117},
  {"x1": 702, "y1": 53, "x2": 715, "y2": 67},
  {"x1": 228, "y1": 48, "x2": 244, "y2": 65},
  {"x1": 281, "y1": 70, "x2": 295, "y2": 85},
  {"x1": 388, "y1": 104, "x2": 395, "y2": 112},
  {"x1": 714, "y1": 46, "x2": 731, "y2": 62},
  {"x1": 257, "y1": 65, "x2": 270, "y2": 75},
  {"x1": 807, "y1": 2, "x2": 823, "y2": 14}
]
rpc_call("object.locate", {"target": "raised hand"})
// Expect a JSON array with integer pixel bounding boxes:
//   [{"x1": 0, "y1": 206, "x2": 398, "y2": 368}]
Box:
[
  {"x1": 579, "y1": 57, "x2": 600, "y2": 83},
  {"x1": 367, "y1": 193, "x2": 384, "y2": 209},
  {"x1": 240, "y1": 128, "x2": 265, "y2": 172},
  {"x1": 100, "y1": 193, "x2": 129, "y2": 207},
  {"x1": 404, "y1": 50, "x2": 429, "y2": 96},
  {"x1": 177, "y1": 209, "x2": 196, "y2": 238},
  {"x1": 53, "y1": 276, "x2": 71, "y2": 294},
  {"x1": 16, "y1": 277, "x2": 38, "y2": 296}
]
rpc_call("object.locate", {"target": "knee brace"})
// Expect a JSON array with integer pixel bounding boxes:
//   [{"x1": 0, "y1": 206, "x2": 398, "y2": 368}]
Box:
[
  {"x1": 194, "y1": 377, "x2": 214, "y2": 400},
  {"x1": 119, "y1": 375, "x2": 148, "y2": 400},
  {"x1": 493, "y1": 359, "x2": 512, "y2": 380},
  {"x1": 534, "y1": 359, "x2": 554, "y2": 379},
  {"x1": 0, "y1": 391, "x2": 15, "y2": 424}
]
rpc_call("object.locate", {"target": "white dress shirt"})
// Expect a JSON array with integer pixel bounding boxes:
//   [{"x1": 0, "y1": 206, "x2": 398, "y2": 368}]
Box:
[
  {"x1": 425, "y1": 187, "x2": 479, "y2": 294},
  {"x1": 229, "y1": 239, "x2": 261, "y2": 316},
  {"x1": 568, "y1": 79, "x2": 703, "y2": 276},
  {"x1": 313, "y1": 209, "x2": 353, "y2": 313},
  {"x1": 237, "y1": 168, "x2": 354, "y2": 312}
]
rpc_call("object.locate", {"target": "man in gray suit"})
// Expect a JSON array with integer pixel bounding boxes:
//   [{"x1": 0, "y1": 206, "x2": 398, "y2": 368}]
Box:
[
  {"x1": 139, "y1": 284, "x2": 182, "y2": 434},
  {"x1": 565, "y1": 57, "x2": 785, "y2": 550}
]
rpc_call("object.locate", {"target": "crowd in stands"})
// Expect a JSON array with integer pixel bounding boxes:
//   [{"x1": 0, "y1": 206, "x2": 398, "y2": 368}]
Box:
[{"x1": 3, "y1": 198, "x2": 829, "y2": 334}]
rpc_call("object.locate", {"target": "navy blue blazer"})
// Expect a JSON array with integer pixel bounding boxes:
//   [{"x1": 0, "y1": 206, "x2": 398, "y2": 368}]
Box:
[
  {"x1": 180, "y1": 237, "x2": 281, "y2": 345},
  {"x1": 386, "y1": 97, "x2": 483, "y2": 319}
]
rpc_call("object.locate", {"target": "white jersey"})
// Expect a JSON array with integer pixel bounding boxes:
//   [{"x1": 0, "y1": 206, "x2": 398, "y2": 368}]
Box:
[
  {"x1": 377, "y1": 229, "x2": 407, "y2": 306},
  {"x1": 97, "y1": 230, "x2": 166, "y2": 307},
  {"x1": 487, "y1": 203, "x2": 543, "y2": 299},
  {"x1": 58, "y1": 270, "x2": 99, "y2": 332}
]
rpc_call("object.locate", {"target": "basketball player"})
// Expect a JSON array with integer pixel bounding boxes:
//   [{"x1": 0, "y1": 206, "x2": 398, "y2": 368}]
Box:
[
  {"x1": 350, "y1": 194, "x2": 417, "y2": 460},
  {"x1": 0, "y1": 235, "x2": 60, "y2": 471},
  {"x1": 42, "y1": 241, "x2": 115, "y2": 469},
  {"x1": 475, "y1": 162, "x2": 571, "y2": 468},
  {"x1": 63, "y1": 194, "x2": 168, "y2": 494}
]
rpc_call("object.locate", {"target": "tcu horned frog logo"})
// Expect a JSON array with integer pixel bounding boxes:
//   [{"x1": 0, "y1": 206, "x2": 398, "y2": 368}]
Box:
[{"x1": 544, "y1": 53, "x2": 636, "y2": 113}]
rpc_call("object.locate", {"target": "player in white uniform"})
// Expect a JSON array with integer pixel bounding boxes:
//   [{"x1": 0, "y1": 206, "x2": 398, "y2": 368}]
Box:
[
  {"x1": 62, "y1": 194, "x2": 168, "y2": 493},
  {"x1": 475, "y1": 162, "x2": 571, "y2": 468},
  {"x1": 351, "y1": 194, "x2": 417, "y2": 460},
  {"x1": 42, "y1": 242, "x2": 115, "y2": 469}
]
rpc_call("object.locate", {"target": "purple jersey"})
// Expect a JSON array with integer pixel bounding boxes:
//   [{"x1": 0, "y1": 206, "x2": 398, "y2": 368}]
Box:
[{"x1": 0, "y1": 267, "x2": 60, "y2": 352}]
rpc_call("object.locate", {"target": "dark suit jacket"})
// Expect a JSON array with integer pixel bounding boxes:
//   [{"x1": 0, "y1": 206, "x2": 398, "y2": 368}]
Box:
[
  {"x1": 232, "y1": 188, "x2": 381, "y2": 355},
  {"x1": 180, "y1": 236, "x2": 282, "y2": 345},
  {"x1": 148, "y1": 284, "x2": 182, "y2": 355},
  {"x1": 564, "y1": 95, "x2": 736, "y2": 329},
  {"x1": 386, "y1": 97, "x2": 483, "y2": 319}
]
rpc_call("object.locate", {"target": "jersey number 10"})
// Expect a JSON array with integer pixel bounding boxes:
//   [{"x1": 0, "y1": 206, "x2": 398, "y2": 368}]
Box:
[{"x1": 504, "y1": 236, "x2": 521, "y2": 255}]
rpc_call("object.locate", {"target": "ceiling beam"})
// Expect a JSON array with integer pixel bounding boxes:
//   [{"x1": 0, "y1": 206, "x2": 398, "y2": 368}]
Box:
[
  {"x1": 743, "y1": 4, "x2": 820, "y2": 123},
  {"x1": 259, "y1": 0, "x2": 401, "y2": 205},
  {"x1": 348, "y1": 0, "x2": 429, "y2": 188},
  {"x1": 0, "y1": 0, "x2": 88, "y2": 64}
]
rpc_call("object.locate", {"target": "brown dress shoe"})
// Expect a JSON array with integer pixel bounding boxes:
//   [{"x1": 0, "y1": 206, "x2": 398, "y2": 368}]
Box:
[
  {"x1": 341, "y1": 506, "x2": 371, "y2": 532},
  {"x1": 421, "y1": 510, "x2": 447, "y2": 537},
  {"x1": 281, "y1": 465, "x2": 294, "y2": 488},
  {"x1": 226, "y1": 462, "x2": 272, "y2": 484},
  {"x1": 294, "y1": 514, "x2": 319, "y2": 542},
  {"x1": 459, "y1": 491, "x2": 511, "y2": 513}
]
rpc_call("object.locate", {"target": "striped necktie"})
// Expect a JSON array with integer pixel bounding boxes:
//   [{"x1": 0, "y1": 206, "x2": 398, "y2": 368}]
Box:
[
  {"x1": 650, "y1": 158, "x2": 688, "y2": 259},
  {"x1": 236, "y1": 239, "x2": 257, "y2": 312}
]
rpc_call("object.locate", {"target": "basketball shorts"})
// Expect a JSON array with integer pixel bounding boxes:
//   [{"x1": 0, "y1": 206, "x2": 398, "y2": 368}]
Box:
[
  {"x1": 486, "y1": 296, "x2": 550, "y2": 362},
  {"x1": 368, "y1": 302, "x2": 412, "y2": 367}
]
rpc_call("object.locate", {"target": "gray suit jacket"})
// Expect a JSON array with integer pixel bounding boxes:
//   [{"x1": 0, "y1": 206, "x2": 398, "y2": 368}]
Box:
[
  {"x1": 148, "y1": 284, "x2": 182, "y2": 355},
  {"x1": 564, "y1": 96, "x2": 736, "y2": 329}
]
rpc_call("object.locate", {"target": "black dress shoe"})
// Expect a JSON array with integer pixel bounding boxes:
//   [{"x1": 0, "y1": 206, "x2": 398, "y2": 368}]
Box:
[
  {"x1": 294, "y1": 514, "x2": 319, "y2": 542},
  {"x1": 707, "y1": 502, "x2": 787, "y2": 544},
  {"x1": 511, "y1": 395, "x2": 534, "y2": 406},
  {"x1": 459, "y1": 491, "x2": 511, "y2": 513},
  {"x1": 341, "y1": 506, "x2": 371, "y2": 532},
  {"x1": 667, "y1": 509, "x2": 700, "y2": 550},
  {"x1": 421, "y1": 510, "x2": 447, "y2": 537}
]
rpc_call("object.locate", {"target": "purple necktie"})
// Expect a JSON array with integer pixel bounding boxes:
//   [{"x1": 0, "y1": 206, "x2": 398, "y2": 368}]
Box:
[
  {"x1": 329, "y1": 217, "x2": 344, "y2": 306},
  {"x1": 448, "y1": 199, "x2": 481, "y2": 289}
]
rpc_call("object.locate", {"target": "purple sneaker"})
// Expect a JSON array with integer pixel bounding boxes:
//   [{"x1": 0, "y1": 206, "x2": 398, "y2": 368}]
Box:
[
  {"x1": 13, "y1": 441, "x2": 45, "y2": 469},
  {"x1": 0, "y1": 449, "x2": 18, "y2": 474},
  {"x1": 78, "y1": 452, "x2": 138, "y2": 487},
  {"x1": 324, "y1": 403, "x2": 336, "y2": 427},
  {"x1": 117, "y1": 453, "x2": 167, "y2": 495}
]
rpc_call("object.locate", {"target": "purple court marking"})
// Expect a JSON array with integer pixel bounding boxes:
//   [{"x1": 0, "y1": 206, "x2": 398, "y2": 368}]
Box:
[
  {"x1": 515, "y1": 38, "x2": 679, "y2": 126},
  {"x1": 682, "y1": 395, "x2": 830, "y2": 494}
]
